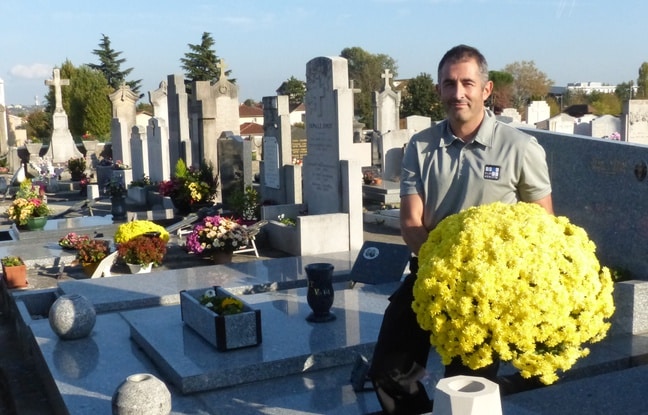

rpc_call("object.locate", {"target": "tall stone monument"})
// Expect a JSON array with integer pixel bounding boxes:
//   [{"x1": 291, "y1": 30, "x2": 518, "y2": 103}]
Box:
[
  {"x1": 189, "y1": 59, "x2": 240, "y2": 173},
  {"x1": 44, "y1": 69, "x2": 83, "y2": 164},
  {"x1": 261, "y1": 95, "x2": 301, "y2": 204},
  {"x1": 303, "y1": 56, "x2": 363, "y2": 249},
  {"x1": 109, "y1": 83, "x2": 139, "y2": 165},
  {"x1": 167, "y1": 74, "x2": 194, "y2": 168},
  {"x1": 372, "y1": 68, "x2": 401, "y2": 134}
]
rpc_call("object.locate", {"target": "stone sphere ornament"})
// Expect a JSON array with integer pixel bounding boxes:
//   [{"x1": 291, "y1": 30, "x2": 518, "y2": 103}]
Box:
[
  {"x1": 48, "y1": 294, "x2": 96, "y2": 340},
  {"x1": 112, "y1": 373, "x2": 172, "y2": 415}
]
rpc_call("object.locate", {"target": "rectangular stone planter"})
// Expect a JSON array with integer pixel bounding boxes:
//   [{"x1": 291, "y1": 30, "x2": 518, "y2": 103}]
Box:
[{"x1": 180, "y1": 287, "x2": 262, "y2": 351}]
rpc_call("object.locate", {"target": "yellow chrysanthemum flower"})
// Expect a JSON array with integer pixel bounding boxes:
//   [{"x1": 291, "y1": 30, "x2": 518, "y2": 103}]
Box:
[
  {"x1": 412, "y1": 202, "x2": 615, "y2": 385},
  {"x1": 114, "y1": 220, "x2": 170, "y2": 244}
]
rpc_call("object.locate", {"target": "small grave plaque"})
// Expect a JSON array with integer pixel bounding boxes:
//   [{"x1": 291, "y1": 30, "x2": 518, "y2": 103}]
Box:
[{"x1": 350, "y1": 241, "x2": 411, "y2": 285}]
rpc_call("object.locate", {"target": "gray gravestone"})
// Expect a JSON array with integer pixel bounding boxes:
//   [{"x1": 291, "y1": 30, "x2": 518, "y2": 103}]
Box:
[
  {"x1": 167, "y1": 74, "x2": 194, "y2": 168},
  {"x1": 218, "y1": 134, "x2": 252, "y2": 205},
  {"x1": 622, "y1": 100, "x2": 648, "y2": 145},
  {"x1": 130, "y1": 125, "x2": 148, "y2": 183},
  {"x1": 263, "y1": 136, "x2": 280, "y2": 189},
  {"x1": 592, "y1": 115, "x2": 621, "y2": 139},
  {"x1": 147, "y1": 118, "x2": 170, "y2": 183}
]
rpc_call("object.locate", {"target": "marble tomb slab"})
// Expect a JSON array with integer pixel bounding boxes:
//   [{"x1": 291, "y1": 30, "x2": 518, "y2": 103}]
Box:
[{"x1": 123, "y1": 283, "x2": 398, "y2": 394}]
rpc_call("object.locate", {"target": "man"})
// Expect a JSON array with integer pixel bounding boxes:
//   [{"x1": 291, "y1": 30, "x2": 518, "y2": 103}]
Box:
[{"x1": 368, "y1": 44, "x2": 553, "y2": 414}]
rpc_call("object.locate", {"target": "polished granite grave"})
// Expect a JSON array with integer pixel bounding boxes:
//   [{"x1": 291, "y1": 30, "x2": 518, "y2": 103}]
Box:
[
  {"x1": 24, "y1": 279, "x2": 406, "y2": 414},
  {"x1": 124, "y1": 283, "x2": 397, "y2": 394}
]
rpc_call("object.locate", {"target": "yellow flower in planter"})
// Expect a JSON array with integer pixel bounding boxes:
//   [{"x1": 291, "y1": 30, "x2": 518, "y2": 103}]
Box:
[
  {"x1": 114, "y1": 220, "x2": 169, "y2": 244},
  {"x1": 412, "y1": 202, "x2": 615, "y2": 385}
]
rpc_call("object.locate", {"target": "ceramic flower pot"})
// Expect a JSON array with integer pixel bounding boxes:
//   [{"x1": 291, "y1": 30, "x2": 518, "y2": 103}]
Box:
[
  {"x1": 26, "y1": 216, "x2": 47, "y2": 231},
  {"x1": 2, "y1": 264, "x2": 28, "y2": 288}
]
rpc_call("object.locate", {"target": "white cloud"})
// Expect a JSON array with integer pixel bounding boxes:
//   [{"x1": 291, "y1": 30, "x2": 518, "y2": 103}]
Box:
[{"x1": 9, "y1": 63, "x2": 53, "y2": 79}]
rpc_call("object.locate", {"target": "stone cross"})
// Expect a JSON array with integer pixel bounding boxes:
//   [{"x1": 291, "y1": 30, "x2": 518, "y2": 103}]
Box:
[
  {"x1": 45, "y1": 69, "x2": 70, "y2": 113},
  {"x1": 381, "y1": 69, "x2": 393, "y2": 91},
  {"x1": 216, "y1": 59, "x2": 228, "y2": 81}
]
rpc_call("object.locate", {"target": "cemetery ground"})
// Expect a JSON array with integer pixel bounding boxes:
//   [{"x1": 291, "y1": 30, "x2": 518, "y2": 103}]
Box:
[
  {"x1": 4, "y1": 186, "x2": 648, "y2": 414},
  {"x1": 0, "y1": 184, "x2": 403, "y2": 415}
]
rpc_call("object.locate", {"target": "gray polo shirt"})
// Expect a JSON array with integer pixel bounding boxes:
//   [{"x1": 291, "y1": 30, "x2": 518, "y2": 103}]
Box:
[{"x1": 401, "y1": 110, "x2": 552, "y2": 231}]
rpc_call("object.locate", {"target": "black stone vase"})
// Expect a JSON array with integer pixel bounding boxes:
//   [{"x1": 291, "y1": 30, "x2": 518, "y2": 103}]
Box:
[
  {"x1": 305, "y1": 263, "x2": 336, "y2": 323},
  {"x1": 111, "y1": 196, "x2": 127, "y2": 221}
]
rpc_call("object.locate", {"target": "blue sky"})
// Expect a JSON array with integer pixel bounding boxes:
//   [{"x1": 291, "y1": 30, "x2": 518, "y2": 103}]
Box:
[{"x1": 1, "y1": 0, "x2": 646, "y2": 106}]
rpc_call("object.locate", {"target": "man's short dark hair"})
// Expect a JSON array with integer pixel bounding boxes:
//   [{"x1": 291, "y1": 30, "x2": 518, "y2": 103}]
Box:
[{"x1": 437, "y1": 44, "x2": 489, "y2": 84}]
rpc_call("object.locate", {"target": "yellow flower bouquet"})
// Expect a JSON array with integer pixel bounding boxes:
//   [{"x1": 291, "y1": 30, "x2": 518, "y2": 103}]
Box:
[{"x1": 412, "y1": 202, "x2": 615, "y2": 385}]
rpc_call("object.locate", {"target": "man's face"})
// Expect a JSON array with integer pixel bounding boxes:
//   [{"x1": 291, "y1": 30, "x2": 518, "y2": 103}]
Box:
[{"x1": 437, "y1": 58, "x2": 492, "y2": 128}]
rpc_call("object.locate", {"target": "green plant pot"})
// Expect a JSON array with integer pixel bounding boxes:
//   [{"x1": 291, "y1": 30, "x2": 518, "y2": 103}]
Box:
[{"x1": 26, "y1": 216, "x2": 47, "y2": 231}]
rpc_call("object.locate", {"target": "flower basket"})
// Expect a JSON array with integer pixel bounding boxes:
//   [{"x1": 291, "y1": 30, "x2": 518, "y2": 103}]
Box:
[
  {"x1": 412, "y1": 202, "x2": 615, "y2": 385},
  {"x1": 185, "y1": 215, "x2": 249, "y2": 257},
  {"x1": 180, "y1": 287, "x2": 262, "y2": 351}
]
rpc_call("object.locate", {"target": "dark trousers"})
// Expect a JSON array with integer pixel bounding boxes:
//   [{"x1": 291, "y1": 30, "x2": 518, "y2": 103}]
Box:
[{"x1": 368, "y1": 258, "x2": 499, "y2": 415}]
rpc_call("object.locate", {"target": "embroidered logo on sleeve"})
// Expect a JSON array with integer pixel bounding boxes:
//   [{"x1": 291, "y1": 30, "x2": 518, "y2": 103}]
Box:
[{"x1": 483, "y1": 165, "x2": 500, "y2": 180}]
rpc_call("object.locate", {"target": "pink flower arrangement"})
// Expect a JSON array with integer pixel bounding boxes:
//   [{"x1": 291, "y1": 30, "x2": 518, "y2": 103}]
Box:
[{"x1": 185, "y1": 215, "x2": 249, "y2": 254}]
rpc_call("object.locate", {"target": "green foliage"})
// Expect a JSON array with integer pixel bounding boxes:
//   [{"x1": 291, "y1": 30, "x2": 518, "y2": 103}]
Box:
[
  {"x1": 400, "y1": 72, "x2": 443, "y2": 121},
  {"x1": 180, "y1": 32, "x2": 234, "y2": 83},
  {"x1": 589, "y1": 92, "x2": 621, "y2": 116},
  {"x1": 488, "y1": 70, "x2": 514, "y2": 111},
  {"x1": 229, "y1": 185, "x2": 260, "y2": 221},
  {"x1": 277, "y1": 76, "x2": 306, "y2": 105},
  {"x1": 340, "y1": 47, "x2": 398, "y2": 129},
  {"x1": 615, "y1": 81, "x2": 635, "y2": 101},
  {"x1": 637, "y1": 62, "x2": 648, "y2": 99},
  {"x1": 45, "y1": 60, "x2": 111, "y2": 140},
  {"x1": 25, "y1": 109, "x2": 51, "y2": 143},
  {"x1": 88, "y1": 34, "x2": 141, "y2": 94},
  {"x1": 1, "y1": 256, "x2": 24, "y2": 267}
]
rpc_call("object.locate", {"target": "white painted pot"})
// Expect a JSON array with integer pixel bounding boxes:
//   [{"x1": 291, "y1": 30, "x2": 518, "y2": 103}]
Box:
[{"x1": 127, "y1": 263, "x2": 153, "y2": 274}]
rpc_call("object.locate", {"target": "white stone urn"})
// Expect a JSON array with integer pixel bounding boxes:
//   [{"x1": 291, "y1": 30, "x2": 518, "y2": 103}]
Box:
[
  {"x1": 48, "y1": 294, "x2": 96, "y2": 340},
  {"x1": 112, "y1": 373, "x2": 172, "y2": 415}
]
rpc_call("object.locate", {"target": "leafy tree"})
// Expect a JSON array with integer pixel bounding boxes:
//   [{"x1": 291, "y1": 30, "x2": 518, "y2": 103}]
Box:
[
  {"x1": 276, "y1": 76, "x2": 306, "y2": 105},
  {"x1": 637, "y1": 63, "x2": 648, "y2": 99},
  {"x1": 88, "y1": 34, "x2": 141, "y2": 94},
  {"x1": 45, "y1": 60, "x2": 111, "y2": 140},
  {"x1": 180, "y1": 32, "x2": 233, "y2": 83},
  {"x1": 503, "y1": 61, "x2": 553, "y2": 115},
  {"x1": 589, "y1": 92, "x2": 621, "y2": 116},
  {"x1": 488, "y1": 70, "x2": 514, "y2": 112},
  {"x1": 25, "y1": 109, "x2": 51, "y2": 143},
  {"x1": 615, "y1": 81, "x2": 635, "y2": 101},
  {"x1": 400, "y1": 72, "x2": 443, "y2": 121},
  {"x1": 340, "y1": 47, "x2": 397, "y2": 129}
]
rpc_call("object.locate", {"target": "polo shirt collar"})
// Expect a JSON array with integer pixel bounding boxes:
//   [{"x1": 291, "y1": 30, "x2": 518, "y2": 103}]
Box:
[{"x1": 439, "y1": 109, "x2": 497, "y2": 148}]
